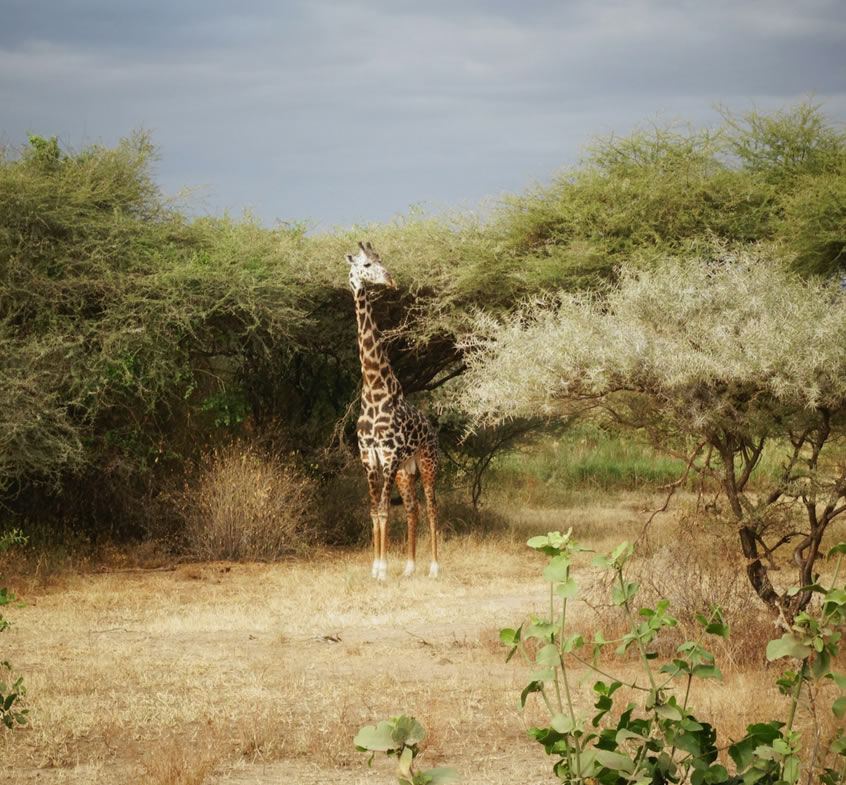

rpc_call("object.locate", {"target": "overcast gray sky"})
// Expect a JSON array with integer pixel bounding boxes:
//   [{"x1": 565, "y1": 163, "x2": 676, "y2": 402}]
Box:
[{"x1": 2, "y1": 0, "x2": 845, "y2": 230}]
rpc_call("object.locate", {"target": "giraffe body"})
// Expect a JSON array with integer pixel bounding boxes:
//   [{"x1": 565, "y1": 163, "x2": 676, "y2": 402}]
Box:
[{"x1": 345, "y1": 241, "x2": 439, "y2": 580}]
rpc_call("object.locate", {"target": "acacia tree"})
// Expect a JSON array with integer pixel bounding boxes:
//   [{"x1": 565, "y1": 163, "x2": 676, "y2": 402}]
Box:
[{"x1": 455, "y1": 248, "x2": 846, "y2": 614}]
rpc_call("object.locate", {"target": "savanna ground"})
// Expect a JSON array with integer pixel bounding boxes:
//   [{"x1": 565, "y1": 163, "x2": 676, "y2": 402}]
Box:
[{"x1": 5, "y1": 489, "x2": 841, "y2": 785}]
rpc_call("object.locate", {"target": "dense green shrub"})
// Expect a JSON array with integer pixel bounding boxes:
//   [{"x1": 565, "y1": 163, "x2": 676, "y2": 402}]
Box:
[
  {"x1": 0, "y1": 135, "x2": 343, "y2": 538},
  {"x1": 2, "y1": 99, "x2": 843, "y2": 542}
]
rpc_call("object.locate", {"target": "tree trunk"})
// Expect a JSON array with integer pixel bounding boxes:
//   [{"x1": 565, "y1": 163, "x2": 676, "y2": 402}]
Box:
[{"x1": 738, "y1": 525, "x2": 781, "y2": 611}]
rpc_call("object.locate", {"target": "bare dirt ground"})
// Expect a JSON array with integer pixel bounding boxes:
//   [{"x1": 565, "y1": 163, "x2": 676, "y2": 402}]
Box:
[
  {"x1": 3, "y1": 495, "x2": 812, "y2": 785},
  {"x1": 2, "y1": 526, "x2": 590, "y2": 785}
]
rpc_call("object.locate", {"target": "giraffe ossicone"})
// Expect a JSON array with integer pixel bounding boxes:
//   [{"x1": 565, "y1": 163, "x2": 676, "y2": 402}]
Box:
[{"x1": 345, "y1": 241, "x2": 440, "y2": 580}]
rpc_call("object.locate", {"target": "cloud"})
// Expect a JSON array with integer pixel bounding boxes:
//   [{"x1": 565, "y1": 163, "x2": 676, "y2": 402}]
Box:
[{"x1": 2, "y1": 0, "x2": 844, "y2": 227}]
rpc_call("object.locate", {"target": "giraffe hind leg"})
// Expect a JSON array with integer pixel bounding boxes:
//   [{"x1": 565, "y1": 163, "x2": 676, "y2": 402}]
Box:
[
  {"x1": 395, "y1": 469, "x2": 419, "y2": 577},
  {"x1": 419, "y1": 455, "x2": 439, "y2": 578}
]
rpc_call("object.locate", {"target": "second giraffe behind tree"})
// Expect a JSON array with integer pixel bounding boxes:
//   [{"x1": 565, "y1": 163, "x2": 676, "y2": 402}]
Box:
[{"x1": 344, "y1": 241, "x2": 439, "y2": 581}]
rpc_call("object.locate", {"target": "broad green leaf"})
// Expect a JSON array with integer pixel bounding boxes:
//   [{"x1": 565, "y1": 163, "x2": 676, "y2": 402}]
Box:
[
  {"x1": 833, "y1": 696, "x2": 846, "y2": 718},
  {"x1": 811, "y1": 648, "x2": 831, "y2": 679},
  {"x1": 616, "y1": 728, "x2": 647, "y2": 745},
  {"x1": 354, "y1": 721, "x2": 397, "y2": 752},
  {"x1": 673, "y1": 729, "x2": 706, "y2": 758},
  {"x1": 421, "y1": 766, "x2": 461, "y2": 784},
  {"x1": 787, "y1": 583, "x2": 825, "y2": 596},
  {"x1": 700, "y1": 764, "x2": 729, "y2": 783},
  {"x1": 562, "y1": 633, "x2": 583, "y2": 653},
  {"x1": 520, "y1": 680, "x2": 544, "y2": 707},
  {"x1": 753, "y1": 744, "x2": 779, "y2": 761},
  {"x1": 611, "y1": 581, "x2": 639, "y2": 605},
  {"x1": 594, "y1": 748, "x2": 635, "y2": 773},
  {"x1": 660, "y1": 659, "x2": 689, "y2": 678},
  {"x1": 766, "y1": 634, "x2": 813, "y2": 661},
  {"x1": 556, "y1": 577, "x2": 578, "y2": 598},
  {"x1": 692, "y1": 664, "x2": 723, "y2": 680},
  {"x1": 543, "y1": 554, "x2": 570, "y2": 582},
  {"x1": 526, "y1": 535, "x2": 551, "y2": 550},
  {"x1": 655, "y1": 703, "x2": 683, "y2": 721},
  {"x1": 828, "y1": 671, "x2": 846, "y2": 689},
  {"x1": 826, "y1": 542, "x2": 846, "y2": 558},
  {"x1": 536, "y1": 644, "x2": 560, "y2": 666},
  {"x1": 728, "y1": 736, "x2": 758, "y2": 769},
  {"x1": 574, "y1": 748, "x2": 598, "y2": 776},
  {"x1": 393, "y1": 715, "x2": 425, "y2": 746},
  {"x1": 528, "y1": 531, "x2": 572, "y2": 556},
  {"x1": 525, "y1": 619, "x2": 557, "y2": 640},
  {"x1": 550, "y1": 712, "x2": 575, "y2": 733},
  {"x1": 612, "y1": 541, "x2": 632, "y2": 562},
  {"x1": 782, "y1": 754, "x2": 800, "y2": 784},
  {"x1": 499, "y1": 627, "x2": 520, "y2": 645}
]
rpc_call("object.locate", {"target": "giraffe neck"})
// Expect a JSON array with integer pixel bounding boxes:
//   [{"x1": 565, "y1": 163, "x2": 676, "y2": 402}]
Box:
[{"x1": 353, "y1": 284, "x2": 403, "y2": 405}]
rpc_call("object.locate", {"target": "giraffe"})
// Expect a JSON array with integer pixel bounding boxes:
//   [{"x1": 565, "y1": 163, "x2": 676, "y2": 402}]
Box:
[{"x1": 344, "y1": 241, "x2": 439, "y2": 581}]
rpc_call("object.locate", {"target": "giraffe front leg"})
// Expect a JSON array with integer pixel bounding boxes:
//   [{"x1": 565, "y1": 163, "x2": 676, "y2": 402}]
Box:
[{"x1": 363, "y1": 465, "x2": 386, "y2": 580}]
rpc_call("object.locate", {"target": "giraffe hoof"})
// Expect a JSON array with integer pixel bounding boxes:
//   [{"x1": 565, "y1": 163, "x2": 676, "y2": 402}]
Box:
[
  {"x1": 402, "y1": 560, "x2": 416, "y2": 577},
  {"x1": 428, "y1": 562, "x2": 439, "y2": 578},
  {"x1": 372, "y1": 560, "x2": 387, "y2": 581}
]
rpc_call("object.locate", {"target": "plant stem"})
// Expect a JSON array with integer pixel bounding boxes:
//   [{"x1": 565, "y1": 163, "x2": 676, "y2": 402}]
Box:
[
  {"x1": 786, "y1": 661, "x2": 807, "y2": 732},
  {"x1": 558, "y1": 591, "x2": 583, "y2": 779},
  {"x1": 568, "y1": 652, "x2": 651, "y2": 690},
  {"x1": 682, "y1": 673, "x2": 692, "y2": 712},
  {"x1": 617, "y1": 570, "x2": 659, "y2": 693}
]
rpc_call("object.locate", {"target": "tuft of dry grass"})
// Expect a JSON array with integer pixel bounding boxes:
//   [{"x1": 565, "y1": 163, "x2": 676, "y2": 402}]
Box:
[
  {"x1": 168, "y1": 442, "x2": 316, "y2": 561},
  {"x1": 141, "y1": 732, "x2": 223, "y2": 785}
]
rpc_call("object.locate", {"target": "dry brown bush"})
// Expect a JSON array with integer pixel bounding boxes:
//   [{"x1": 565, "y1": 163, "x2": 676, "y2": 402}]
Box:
[
  {"x1": 628, "y1": 513, "x2": 776, "y2": 667},
  {"x1": 170, "y1": 442, "x2": 316, "y2": 561}
]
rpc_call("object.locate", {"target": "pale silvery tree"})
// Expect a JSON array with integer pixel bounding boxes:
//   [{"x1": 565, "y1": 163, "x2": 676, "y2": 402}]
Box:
[{"x1": 456, "y1": 247, "x2": 846, "y2": 614}]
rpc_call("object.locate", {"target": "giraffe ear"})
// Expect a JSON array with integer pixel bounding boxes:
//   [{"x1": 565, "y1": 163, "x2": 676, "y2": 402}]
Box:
[
  {"x1": 365, "y1": 241, "x2": 373, "y2": 251},
  {"x1": 345, "y1": 254, "x2": 353, "y2": 264},
  {"x1": 358, "y1": 241, "x2": 366, "y2": 252}
]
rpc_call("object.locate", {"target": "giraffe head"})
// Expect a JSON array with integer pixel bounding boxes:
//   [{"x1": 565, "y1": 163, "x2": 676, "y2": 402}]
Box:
[{"x1": 345, "y1": 241, "x2": 396, "y2": 291}]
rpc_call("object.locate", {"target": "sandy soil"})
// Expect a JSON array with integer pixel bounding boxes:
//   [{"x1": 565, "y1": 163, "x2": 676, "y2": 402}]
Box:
[{"x1": 2, "y1": 534, "x2": 588, "y2": 784}]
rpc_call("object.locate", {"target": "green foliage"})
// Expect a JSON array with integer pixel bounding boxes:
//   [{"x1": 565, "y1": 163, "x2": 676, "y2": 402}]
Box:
[
  {"x1": 355, "y1": 715, "x2": 459, "y2": 784},
  {"x1": 719, "y1": 100, "x2": 846, "y2": 182},
  {"x1": 717, "y1": 100, "x2": 846, "y2": 278},
  {"x1": 502, "y1": 532, "x2": 846, "y2": 784},
  {"x1": 0, "y1": 529, "x2": 28, "y2": 729},
  {"x1": 487, "y1": 421, "x2": 687, "y2": 503},
  {"x1": 492, "y1": 99, "x2": 845, "y2": 281},
  {"x1": 2, "y1": 99, "x2": 844, "y2": 542},
  {"x1": 0, "y1": 133, "x2": 340, "y2": 537}
]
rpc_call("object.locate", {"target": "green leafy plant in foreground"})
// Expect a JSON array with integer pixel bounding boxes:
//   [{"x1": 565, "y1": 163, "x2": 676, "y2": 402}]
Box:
[
  {"x1": 0, "y1": 528, "x2": 28, "y2": 729},
  {"x1": 354, "y1": 714, "x2": 459, "y2": 784},
  {"x1": 501, "y1": 530, "x2": 846, "y2": 784}
]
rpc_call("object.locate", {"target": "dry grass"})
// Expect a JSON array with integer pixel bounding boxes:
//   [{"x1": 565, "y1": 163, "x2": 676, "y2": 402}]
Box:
[
  {"x1": 1, "y1": 491, "x2": 842, "y2": 784},
  {"x1": 168, "y1": 443, "x2": 316, "y2": 561}
]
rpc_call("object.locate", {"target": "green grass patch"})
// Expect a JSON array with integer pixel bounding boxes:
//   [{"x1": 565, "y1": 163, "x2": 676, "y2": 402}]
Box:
[{"x1": 485, "y1": 424, "x2": 687, "y2": 506}]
